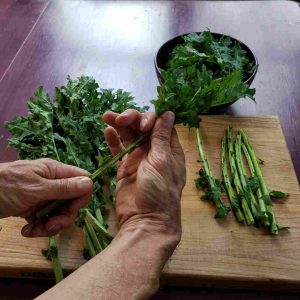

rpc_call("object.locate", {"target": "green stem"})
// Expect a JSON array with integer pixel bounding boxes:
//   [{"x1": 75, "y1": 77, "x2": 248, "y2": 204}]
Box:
[
  {"x1": 235, "y1": 133, "x2": 258, "y2": 219},
  {"x1": 221, "y1": 138, "x2": 244, "y2": 223},
  {"x1": 49, "y1": 236, "x2": 64, "y2": 283},
  {"x1": 190, "y1": 85, "x2": 203, "y2": 103},
  {"x1": 240, "y1": 129, "x2": 278, "y2": 234},
  {"x1": 95, "y1": 207, "x2": 105, "y2": 227},
  {"x1": 99, "y1": 237, "x2": 108, "y2": 249},
  {"x1": 94, "y1": 208, "x2": 109, "y2": 249},
  {"x1": 83, "y1": 225, "x2": 97, "y2": 258},
  {"x1": 84, "y1": 218, "x2": 102, "y2": 253},
  {"x1": 196, "y1": 128, "x2": 230, "y2": 217},
  {"x1": 90, "y1": 133, "x2": 149, "y2": 181},
  {"x1": 196, "y1": 128, "x2": 212, "y2": 180},
  {"x1": 242, "y1": 143, "x2": 270, "y2": 226},
  {"x1": 227, "y1": 127, "x2": 254, "y2": 225},
  {"x1": 84, "y1": 209, "x2": 113, "y2": 241},
  {"x1": 36, "y1": 200, "x2": 67, "y2": 221}
]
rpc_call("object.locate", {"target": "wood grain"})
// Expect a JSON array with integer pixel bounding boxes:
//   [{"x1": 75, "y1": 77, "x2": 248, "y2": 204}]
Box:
[{"x1": 0, "y1": 116, "x2": 299, "y2": 291}]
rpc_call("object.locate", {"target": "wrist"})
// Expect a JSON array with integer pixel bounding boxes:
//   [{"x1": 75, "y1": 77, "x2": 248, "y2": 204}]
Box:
[{"x1": 116, "y1": 216, "x2": 181, "y2": 256}]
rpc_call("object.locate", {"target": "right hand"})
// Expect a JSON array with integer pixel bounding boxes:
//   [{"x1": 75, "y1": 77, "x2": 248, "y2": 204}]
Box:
[{"x1": 103, "y1": 110, "x2": 186, "y2": 248}]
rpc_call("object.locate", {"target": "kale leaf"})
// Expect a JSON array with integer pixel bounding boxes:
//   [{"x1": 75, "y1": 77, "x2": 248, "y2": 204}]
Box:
[
  {"x1": 5, "y1": 75, "x2": 148, "y2": 224},
  {"x1": 152, "y1": 30, "x2": 256, "y2": 128}
]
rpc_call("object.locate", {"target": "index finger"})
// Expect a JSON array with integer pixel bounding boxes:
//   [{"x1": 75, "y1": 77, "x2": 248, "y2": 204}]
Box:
[
  {"x1": 102, "y1": 110, "x2": 156, "y2": 145},
  {"x1": 36, "y1": 158, "x2": 90, "y2": 179}
]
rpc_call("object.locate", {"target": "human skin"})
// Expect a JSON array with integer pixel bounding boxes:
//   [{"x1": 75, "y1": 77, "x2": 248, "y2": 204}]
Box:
[
  {"x1": 0, "y1": 110, "x2": 186, "y2": 300},
  {"x1": 37, "y1": 110, "x2": 186, "y2": 300},
  {"x1": 0, "y1": 158, "x2": 93, "y2": 236}
]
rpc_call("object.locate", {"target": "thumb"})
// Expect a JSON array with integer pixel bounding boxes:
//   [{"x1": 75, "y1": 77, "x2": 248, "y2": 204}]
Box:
[
  {"x1": 150, "y1": 111, "x2": 175, "y2": 153},
  {"x1": 42, "y1": 176, "x2": 93, "y2": 201}
]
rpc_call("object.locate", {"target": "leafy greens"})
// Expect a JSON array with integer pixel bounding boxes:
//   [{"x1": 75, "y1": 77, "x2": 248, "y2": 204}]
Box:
[{"x1": 152, "y1": 31, "x2": 256, "y2": 127}]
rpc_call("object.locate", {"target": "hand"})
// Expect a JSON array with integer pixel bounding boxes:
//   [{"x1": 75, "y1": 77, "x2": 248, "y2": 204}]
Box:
[
  {"x1": 103, "y1": 109, "x2": 186, "y2": 248},
  {"x1": 0, "y1": 159, "x2": 93, "y2": 237}
]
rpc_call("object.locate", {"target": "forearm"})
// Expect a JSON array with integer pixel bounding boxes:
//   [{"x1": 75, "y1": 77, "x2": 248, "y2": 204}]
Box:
[{"x1": 37, "y1": 223, "x2": 179, "y2": 300}]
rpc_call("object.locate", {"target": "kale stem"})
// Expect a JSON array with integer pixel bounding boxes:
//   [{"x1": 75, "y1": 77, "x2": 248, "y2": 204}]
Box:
[
  {"x1": 84, "y1": 218, "x2": 102, "y2": 253},
  {"x1": 48, "y1": 236, "x2": 64, "y2": 283},
  {"x1": 36, "y1": 200, "x2": 68, "y2": 221},
  {"x1": 240, "y1": 129, "x2": 278, "y2": 234},
  {"x1": 94, "y1": 208, "x2": 109, "y2": 248},
  {"x1": 196, "y1": 128, "x2": 230, "y2": 218},
  {"x1": 221, "y1": 137, "x2": 244, "y2": 223},
  {"x1": 95, "y1": 207, "x2": 105, "y2": 227},
  {"x1": 241, "y1": 143, "x2": 270, "y2": 227},
  {"x1": 83, "y1": 225, "x2": 97, "y2": 258},
  {"x1": 196, "y1": 128, "x2": 212, "y2": 179},
  {"x1": 84, "y1": 209, "x2": 113, "y2": 241},
  {"x1": 227, "y1": 127, "x2": 254, "y2": 225},
  {"x1": 235, "y1": 133, "x2": 259, "y2": 219},
  {"x1": 90, "y1": 132, "x2": 149, "y2": 181}
]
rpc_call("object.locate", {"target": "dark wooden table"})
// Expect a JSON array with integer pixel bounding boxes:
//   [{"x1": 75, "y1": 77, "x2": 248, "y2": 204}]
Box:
[{"x1": 0, "y1": 0, "x2": 299, "y2": 299}]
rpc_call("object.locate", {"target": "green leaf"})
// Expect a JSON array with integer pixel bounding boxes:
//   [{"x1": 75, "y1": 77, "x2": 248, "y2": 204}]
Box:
[
  {"x1": 270, "y1": 191, "x2": 290, "y2": 199},
  {"x1": 277, "y1": 226, "x2": 290, "y2": 232},
  {"x1": 152, "y1": 30, "x2": 256, "y2": 128},
  {"x1": 5, "y1": 75, "x2": 148, "y2": 244},
  {"x1": 245, "y1": 176, "x2": 260, "y2": 192},
  {"x1": 215, "y1": 205, "x2": 231, "y2": 219}
]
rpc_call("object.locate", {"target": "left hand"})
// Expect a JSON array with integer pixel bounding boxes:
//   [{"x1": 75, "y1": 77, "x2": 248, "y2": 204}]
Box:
[{"x1": 0, "y1": 158, "x2": 93, "y2": 237}]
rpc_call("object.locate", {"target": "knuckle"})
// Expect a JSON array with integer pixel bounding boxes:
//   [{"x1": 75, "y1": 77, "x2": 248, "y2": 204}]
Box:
[
  {"x1": 58, "y1": 178, "x2": 70, "y2": 196},
  {"x1": 39, "y1": 158, "x2": 51, "y2": 163},
  {"x1": 38, "y1": 158, "x2": 54, "y2": 165},
  {"x1": 153, "y1": 131, "x2": 169, "y2": 145},
  {"x1": 150, "y1": 151, "x2": 170, "y2": 171}
]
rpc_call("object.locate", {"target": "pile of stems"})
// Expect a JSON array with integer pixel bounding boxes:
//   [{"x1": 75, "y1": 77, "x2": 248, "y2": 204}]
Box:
[
  {"x1": 226, "y1": 127, "x2": 254, "y2": 225},
  {"x1": 81, "y1": 209, "x2": 113, "y2": 258},
  {"x1": 240, "y1": 129, "x2": 278, "y2": 234},
  {"x1": 222, "y1": 127, "x2": 287, "y2": 234}
]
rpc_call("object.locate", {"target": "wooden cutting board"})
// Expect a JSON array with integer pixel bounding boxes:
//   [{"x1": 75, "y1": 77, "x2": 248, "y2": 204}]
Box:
[{"x1": 1, "y1": 116, "x2": 300, "y2": 291}]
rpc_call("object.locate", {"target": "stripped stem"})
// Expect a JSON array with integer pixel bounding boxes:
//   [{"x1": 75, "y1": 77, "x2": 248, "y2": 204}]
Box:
[
  {"x1": 221, "y1": 137, "x2": 244, "y2": 222},
  {"x1": 235, "y1": 133, "x2": 259, "y2": 219},
  {"x1": 241, "y1": 143, "x2": 270, "y2": 227},
  {"x1": 196, "y1": 128, "x2": 230, "y2": 218},
  {"x1": 227, "y1": 127, "x2": 254, "y2": 225},
  {"x1": 83, "y1": 225, "x2": 97, "y2": 258},
  {"x1": 240, "y1": 129, "x2": 278, "y2": 234},
  {"x1": 84, "y1": 209, "x2": 113, "y2": 241},
  {"x1": 42, "y1": 236, "x2": 64, "y2": 283},
  {"x1": 84, "y1": 218, "x2": 102, "y2": 253}
]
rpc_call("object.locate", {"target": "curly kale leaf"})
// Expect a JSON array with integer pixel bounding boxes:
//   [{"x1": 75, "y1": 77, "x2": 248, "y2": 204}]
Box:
[
  {"x1": 5, "y1": 75, "x2": 148, "y2": 218},
  {"x1": 152, "y1": 30, "x2": 256, "y2": 128}
]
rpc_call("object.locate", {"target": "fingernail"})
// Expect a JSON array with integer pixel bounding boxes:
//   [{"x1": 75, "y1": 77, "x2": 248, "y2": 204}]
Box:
[
  {"x1": 120, "y1": 110, "x2": 129, "y2": 116},
  {"x1": 164, "y1": 111, "x2": 175, "y2": 123},
  {"x1": 76, "y1": 176, "x2": 92, "y2": 187},
  {"x1": 48, "y1": 225, "x2": 60, "y2": 235},
  {"x1": 140, "y1": 118, "x2": 147, "y2": 130},
  {"x1": 22, "y1": 224, "x2": 33, "y2": 236}
]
